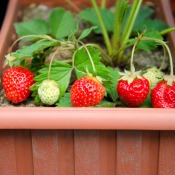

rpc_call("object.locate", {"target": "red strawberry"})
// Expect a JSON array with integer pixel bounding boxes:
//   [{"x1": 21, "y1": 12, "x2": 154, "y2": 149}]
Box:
[
  {"x1": 3, "y1": 67, "x2": 35, "y2": 104},
  {"x1": 151, "y1": 79, "x2": 175, "y2": 108},
  {"x1": 70, "y1": 76, "x2": 105, "y2": 107},
  {"x1": 117, "y1": 71, "x2": 150, "y2": 107}
]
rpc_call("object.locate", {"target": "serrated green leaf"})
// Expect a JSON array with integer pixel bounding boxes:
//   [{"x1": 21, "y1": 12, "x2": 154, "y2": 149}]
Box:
[
  {"x1": 11, "y1": 39, "x2": 59, "y2": 65},
  {"x1": 30, "y1": 61, "x2": 73, "y2": 102},
  {"x1": 104, "y1": 67, "x2": 120, "y2": 101},
  {"x1": 49, "y1": 7, "x2": 77, "y2": 39},
  {"x1": 56, "y1": 93, "x2": 72, "y2": 107},
  {"x1": 78, "y1": 26, "x2": 98, "y2": 40},
  {"x1": 129, "y1": 30, "x2": 163, "y2": 52},
  {"x1": 78, "y1": 8, "x2": 115, "y2": 34},
  {"x1": 14, "y1": 19, "x2": 49, "y2": 40},
  {"x1": 73, "y1": 46, "x2": 104, "y2": 77}
]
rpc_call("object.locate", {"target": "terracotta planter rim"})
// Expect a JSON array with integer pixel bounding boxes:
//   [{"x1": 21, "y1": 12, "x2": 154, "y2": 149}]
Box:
[{"x1": 0, "y1": 107, "x2": 175, "y2": 130}]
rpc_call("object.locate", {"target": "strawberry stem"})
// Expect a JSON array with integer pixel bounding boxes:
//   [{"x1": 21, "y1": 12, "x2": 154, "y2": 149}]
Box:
[
  {"x1": 142, "y1": 37, "x2": 174, "y2": 76},
  {"x1": 130, "y1": 34, "x2": 143, "y2": 73},
  {"x1": 76, "y1": 41, "x2": 97, "y2": 75},
  {"x1": 9, "y1": 35, "x2": 58, "y2": 52}
]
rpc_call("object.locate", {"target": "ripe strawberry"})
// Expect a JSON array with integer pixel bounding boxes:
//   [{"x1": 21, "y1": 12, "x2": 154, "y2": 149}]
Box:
[
  {"x1": 117, "y1": 71, "x2": 150, "y2": 107},
  {"x1": 142, "y1": 67, "x2": 164, "y2": 90},
  {"x1": 151, "y1": 78, "x2": 175, "y2": 108},
  {"x1": 70, "y1": 76, "x2": 105, "y2": 107},
  {"x1": 38, "y1": 80, "x2": 60, "y2": 105},
  {"x1": 3, "y1": 67, "x2": 34, "y2": 104}
]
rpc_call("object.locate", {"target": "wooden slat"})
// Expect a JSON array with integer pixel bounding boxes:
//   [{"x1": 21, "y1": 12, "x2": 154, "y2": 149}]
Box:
[
  {"x1": 74, "y1": 130, "x2": 100, "y2": 175},
  {"x1": 116, "y1": 131, "x2": 142, "y2": 175},
  {"x1": 57, "y1": 130, "x2": 74, "y2": 175},
  {"x1": 0, "y1": 130, "x2": 17, "y2": 175},
  {"x1": 32, "y1": 130, "x2": 59, "y2": 175},
  {"x1": 159, "y1": 131, "x2": 175, "y2": 175},
  {"x1": 99, "y1": 131, "x2": 116, "y2": 175},
  {"x1": 14, "y1": 130, "x2": 34, "y2": 175},
  {"x1": 141, "y1": 131, "x2": 160, "y2": 175}
]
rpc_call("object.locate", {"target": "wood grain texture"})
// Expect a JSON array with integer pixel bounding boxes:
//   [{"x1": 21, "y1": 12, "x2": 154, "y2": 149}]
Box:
[
  {"x1": 116, "y1": 131, "x2": 142, "y2": 175},
  {"x1": 159, "y1": 131, "x2": 175, "y2": 175},
  {"x1": 32, "y1": 130, "x2": 59, "y2": 175},
  {"x1": 74, "y1": 130, "x2": 100, "y2": 175},
  {"x1": 57, "y1": 130, "x2": 74, "y2": 175},
  {"x1": 141, "y1": 131, "x2": 159, "y2": 175},
  {"x1": 99, "y1": 131, "x2": 116, "y2": 175},
  {"x1": 14, "y1": 130, "x2": 33, "y2": 175},
  {"x1": 0, "y1": 130, "x2": 17, "y2": 175}
]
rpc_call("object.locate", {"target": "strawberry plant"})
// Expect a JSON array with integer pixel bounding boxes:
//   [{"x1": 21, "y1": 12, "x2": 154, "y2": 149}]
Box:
[{"x1": 1, "y1": 0, "x2": 175, "y2": 108}]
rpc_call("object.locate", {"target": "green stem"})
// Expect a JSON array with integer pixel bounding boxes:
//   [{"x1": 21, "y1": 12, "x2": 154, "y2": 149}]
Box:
[
  {"x1": 48, "y1": 46, "x2": 73, "y2": 80},
  {"x1": 91, "y1": 0, "x2": 112, "y2": 55},
  {"x1": 9, "y1": 34, "x2": 58, "y2": 52},
  {"x1": 112, "y1": 0, "x2": 128, "y2": 51},
  {"x1": 121, "y1": 0, "x2": 142, "y2": 44},
  {"x1": 101, "y1": 0, "x2": 106, "y2": 8},
  {"x1": 160, "y1": 27, "x2": 175, "y2": 36},
  {"x1": 85, "y1": 43, "x2": 113, "y2": 65},
  {"x1": 77, "y1": 41, "x2": 97, "y2": 75},
  {"x1": 142, "y1": 37, "x2": 174, "y2": 76},
  {"x1": 130, "y1": 38, "x2": 140, "y2": 73},
  {"x1": 117, "y1": 0, "x2": 142, "y2": 63}
]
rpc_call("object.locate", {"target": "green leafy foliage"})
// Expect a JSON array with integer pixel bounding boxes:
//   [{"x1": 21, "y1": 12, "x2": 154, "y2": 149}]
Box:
[
  {"x1": 11, "y1": 39, "x2": 59, "y2": 65},
  {"x1": 78, "y1": 26, "x2": 98, "y2": 40},
  {"x1": 73, "y1": 46, "x2": 120, "y2": 101},
  {"x1": 56, "y1": 93, "x2": 72, "y2": 107},
  {"x1": 129, "y1": 30, "x2": 163, "y2": 52},
  {"x1": 14, "y1": 19, "x2": 49, "y2": 40},
  {"x1": 30, "y1": 61, "x2": 73, "y2": 104},
  {"x1": 78, "y1": 8, "x2": 115, "y2": 33},
  {"x1": 49, "y1": 8, "x2": 77, "y2": 39}
]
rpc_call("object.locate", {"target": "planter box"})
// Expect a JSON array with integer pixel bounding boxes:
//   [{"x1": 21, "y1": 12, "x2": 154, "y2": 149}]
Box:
[{"x1": 0, "y1": 0, "x2": 175, "y2": 174}]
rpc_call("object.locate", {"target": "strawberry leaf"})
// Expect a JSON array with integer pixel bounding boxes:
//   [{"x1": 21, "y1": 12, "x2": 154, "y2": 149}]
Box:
[
  {"x1": 78, "y1": 26, "x2": 98, "y2": 40},
  {"x1": 73, "y1": 46, "x2": 104, "y2": 77},
  {"x1": 30, "y1": 61, "x2": 73, "y2": 103},
  {"x1": 14, "y1": 19, "x2": 49, "y2": 40},
  {"x1": 11, "y1": 39, "x2": 59, "y2": 65},
  {"x1": 78, "y1": 8, "x2": 114, "y2": 34},
  {"x1": 104, "y1": 67, "x2": 120, "y2": 101},
  {"x1": 49, "y1": 7, "x2": 77, "y2": 39},
  {"x1": 73, "y1": 46, "x2": 120, "y2": 101},
  {"x1": 56, "y1": 93, "x2": 72, "y2": 107}
]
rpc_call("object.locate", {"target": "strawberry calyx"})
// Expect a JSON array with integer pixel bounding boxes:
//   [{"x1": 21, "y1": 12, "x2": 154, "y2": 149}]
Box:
[
  {"x1": 119, "y1": 70, "x2": 143, "y2": 85},
  {"x1": 163, "y1": 75, "x2": 175, "y2": 86}
]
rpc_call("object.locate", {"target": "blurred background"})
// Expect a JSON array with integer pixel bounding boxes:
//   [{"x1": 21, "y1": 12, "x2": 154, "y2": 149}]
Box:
[{"x1": 0, "y1": 0, "x2": 9, "y2": 28}]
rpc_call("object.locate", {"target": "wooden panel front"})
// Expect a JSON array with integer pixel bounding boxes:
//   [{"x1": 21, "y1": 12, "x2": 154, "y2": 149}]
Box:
[{"x1": 0, "y1": 130, "x2": 175, "y2": 174}]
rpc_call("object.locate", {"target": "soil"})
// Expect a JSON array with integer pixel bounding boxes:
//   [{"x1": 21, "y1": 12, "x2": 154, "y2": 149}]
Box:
[{"x1": 0, "y1": 3, "x2": 170, "y2": 107}]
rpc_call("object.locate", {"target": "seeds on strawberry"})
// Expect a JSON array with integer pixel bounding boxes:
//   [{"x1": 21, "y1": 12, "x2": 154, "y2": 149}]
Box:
[
  {"x1": 38, "y1": 80, "x2": 60, "y2": 105},
  {"x1": 3, "y1": 67, "x2": 35, "y2": 104},
  {"x1": 70, "y1": 76, "x2": 105, "y2": 107},
  {"x1": 151, "y1": 80, "x2": 175, "y2": 108},
  {"x1": 117, "y1": 73, "x2": 150, "y2": 107}
]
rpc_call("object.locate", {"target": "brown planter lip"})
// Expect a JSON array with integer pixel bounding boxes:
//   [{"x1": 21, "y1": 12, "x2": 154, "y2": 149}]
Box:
[
  {"x1": 0, "y1": 0, "x2": 175, "y2": 130},
  {"x1": 0, "y1": 107, "x2": 175, "y2": 130}
]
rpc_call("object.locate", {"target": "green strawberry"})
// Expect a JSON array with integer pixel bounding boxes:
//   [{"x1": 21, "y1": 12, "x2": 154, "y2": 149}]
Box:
[
  {"x1": 142, "y1": 67, "x2": 164, "y2": 90},
  {"x1": 38, "y1": 80, "x2": 60, "y2": 105}
]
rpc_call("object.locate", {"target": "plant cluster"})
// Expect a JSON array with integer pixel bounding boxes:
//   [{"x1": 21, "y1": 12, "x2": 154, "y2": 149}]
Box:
[{"x1": 2, "y1": 0, "x2": 175, "y2": 108}]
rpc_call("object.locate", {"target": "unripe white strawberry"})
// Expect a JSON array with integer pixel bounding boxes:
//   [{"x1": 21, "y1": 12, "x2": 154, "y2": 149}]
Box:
[
  {"x1": 38, "y1": 80, "x2": 60, "y2": 105},
  {"x1": 143, "y1": 67, "x2": 164, "y2": 90}
]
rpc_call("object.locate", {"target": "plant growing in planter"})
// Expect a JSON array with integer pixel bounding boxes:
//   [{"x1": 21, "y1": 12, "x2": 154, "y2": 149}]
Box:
[{"x1": 1, "y1": 0, "x2": 175, "y2": 108}]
